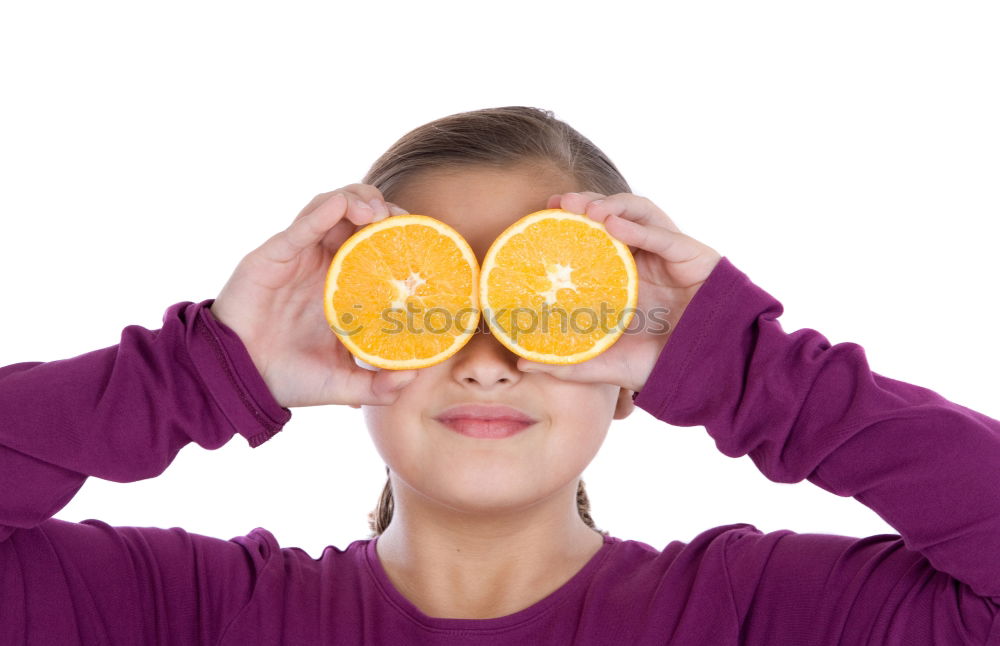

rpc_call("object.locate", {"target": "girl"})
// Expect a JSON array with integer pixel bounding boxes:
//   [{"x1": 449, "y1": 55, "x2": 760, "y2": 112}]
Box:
[{"x1": 1, "y1": 106, "x2": 997, "y2": 644}]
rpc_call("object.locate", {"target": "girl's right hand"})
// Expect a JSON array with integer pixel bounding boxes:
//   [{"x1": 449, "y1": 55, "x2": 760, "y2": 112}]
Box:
[{"x1": 209, "y1": 185, "x2": 419, "y2": 409}]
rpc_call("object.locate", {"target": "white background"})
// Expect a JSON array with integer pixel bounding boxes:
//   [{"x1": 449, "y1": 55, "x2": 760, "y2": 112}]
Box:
[{"x1": 1, "y1": 1, "x2": 997, "y2": 558}]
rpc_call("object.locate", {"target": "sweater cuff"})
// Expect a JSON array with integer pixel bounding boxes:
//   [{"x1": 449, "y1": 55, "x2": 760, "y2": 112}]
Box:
[
  {"x1": 186, "y1": 299, "x2": 292, "y2": 447},
  {"x1": 631, "y1": 256, "x2": 744, "y2": 421}
]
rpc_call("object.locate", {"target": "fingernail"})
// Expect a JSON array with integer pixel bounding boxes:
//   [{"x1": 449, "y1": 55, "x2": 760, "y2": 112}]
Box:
[
  {"x1": 388, "y1": 204, "x2": 409, "y2": 216},
  {"x1": 356, "y1": 199, "x2": 373, "y2": 214},
  {"x1": 368, "y1": 199, "x2": 389, "y2": 220}
]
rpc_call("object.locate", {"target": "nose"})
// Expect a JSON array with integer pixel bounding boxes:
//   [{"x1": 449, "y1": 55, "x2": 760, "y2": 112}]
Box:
[{"x1": 449, "y1": 317, "x2": 523, "y2": 388}]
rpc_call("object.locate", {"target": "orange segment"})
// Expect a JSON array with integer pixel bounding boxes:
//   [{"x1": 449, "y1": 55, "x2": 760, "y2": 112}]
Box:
[
  {"x1": 480, "y1": 209, "x2": 638, "y2": 364},
  {"x1": 324, "y1": 215, "x2": 480, "y2": 370}
]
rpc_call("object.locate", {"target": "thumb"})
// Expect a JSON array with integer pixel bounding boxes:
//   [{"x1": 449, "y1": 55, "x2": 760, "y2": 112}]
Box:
[
  {"x1": 518, "y1": 359, "x2": 589, "y2": 382},
  {"x1": 340, "y1": 367, "x2": 419, "y2": 407},
  {"x1": 369, "y1": 368, "x2": 420, "y2": 403},
  {"x1": 518, "y1": 353, "x2": 618, "y2": 385}
]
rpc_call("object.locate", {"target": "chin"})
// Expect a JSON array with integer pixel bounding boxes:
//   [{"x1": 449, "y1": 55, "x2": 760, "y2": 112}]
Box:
[{"x1": 410, "y1": 461, "x2": 570, "y2": 514}]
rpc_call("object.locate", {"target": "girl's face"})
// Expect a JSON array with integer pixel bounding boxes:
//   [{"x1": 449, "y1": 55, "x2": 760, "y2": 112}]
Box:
[{"x1": 360, "y1": 163, "x2": 634, "y2": 517}]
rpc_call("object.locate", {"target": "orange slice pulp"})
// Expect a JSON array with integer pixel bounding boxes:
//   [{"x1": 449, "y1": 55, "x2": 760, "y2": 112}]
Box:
[
  {"x1": 479, "y1": 209, "x2": 638, "y2": 364},
  {"x1": 323, "y1": 215, "x2": 480, "y2": 370}
]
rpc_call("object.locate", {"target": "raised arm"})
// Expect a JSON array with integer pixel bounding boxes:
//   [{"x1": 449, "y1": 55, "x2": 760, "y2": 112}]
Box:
[
  {"x1": 525, "y1": 191, "x2": 1000, "y2": 644},
  {"x1": 633, "y1": 256, "x2": 1000, "y2": 645},
  {"x1": 0, "y1": 299, "x2": 291, "y2": 540},
  {"x1": 2, "y1": 186, "x2": 422, "y2": 644},
  {"x1": 0, "y1": 299, "x2": 293, "y2": 644}
]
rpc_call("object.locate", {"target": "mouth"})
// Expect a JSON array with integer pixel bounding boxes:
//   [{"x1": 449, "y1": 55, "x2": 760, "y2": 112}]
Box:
[{"x1": 432, "y1": 403, "x2": 539, "y2": 439}]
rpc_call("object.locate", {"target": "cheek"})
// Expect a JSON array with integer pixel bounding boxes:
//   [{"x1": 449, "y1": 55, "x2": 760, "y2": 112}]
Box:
[
  {"x1": 550, "y1": 382, "x2": 618, "y2": 425},
  {"x1": 361, "y1": 381, "x2": 433, "y2": 464},
  {"x1": 543, "y1": 382, "x2": 618, "y2": 453},
  {"x1": 362, "y1": 405, "x2": 410, "y2": 471}
]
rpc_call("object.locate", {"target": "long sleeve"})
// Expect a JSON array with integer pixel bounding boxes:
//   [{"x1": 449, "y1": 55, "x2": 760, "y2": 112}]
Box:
[
  {"x1": 632, "y1": 257, "x2": 1000, "y2": 645},
  {"x1": 0, "y1": 299, "x2": 292, "y2": 644}
]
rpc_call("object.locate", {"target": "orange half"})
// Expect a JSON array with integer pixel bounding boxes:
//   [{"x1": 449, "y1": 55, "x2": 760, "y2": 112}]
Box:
[
  {"x1": 324, "y1": 215, "x2": 480, "y2": 370},
  {"x1": 480, "y1": 209, "x2": 638, "y2": 364}
]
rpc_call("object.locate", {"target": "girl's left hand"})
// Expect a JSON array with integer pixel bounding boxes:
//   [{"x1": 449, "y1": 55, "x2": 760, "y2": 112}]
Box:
[{"x1": 517, "y1": 192, "x2": 723, "y2": 394}]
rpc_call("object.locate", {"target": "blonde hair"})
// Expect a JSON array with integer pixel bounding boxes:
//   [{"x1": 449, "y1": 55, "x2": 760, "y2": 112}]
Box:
[{"x1": 361, "y1": 106, "x2": 629, "y2": 538}]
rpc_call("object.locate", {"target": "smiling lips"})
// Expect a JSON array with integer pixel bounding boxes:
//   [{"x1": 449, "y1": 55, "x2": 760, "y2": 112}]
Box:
[{"x1": 432, "y1": 403, "x2": 539, "y2": 439}]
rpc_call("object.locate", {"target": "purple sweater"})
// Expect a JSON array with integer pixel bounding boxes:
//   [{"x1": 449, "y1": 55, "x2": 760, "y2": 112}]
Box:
[{"x1": 2, "y1": 256, "x2": 998, "y2": 645}]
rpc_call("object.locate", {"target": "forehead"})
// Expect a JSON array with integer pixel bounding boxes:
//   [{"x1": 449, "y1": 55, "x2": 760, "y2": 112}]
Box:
[{"x1": 389, "y1": 165, "x2": 580, "y2": 263}]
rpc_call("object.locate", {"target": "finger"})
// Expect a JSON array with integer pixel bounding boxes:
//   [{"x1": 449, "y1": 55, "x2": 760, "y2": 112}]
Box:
[
  {"x1": 547, "y1": 193, "x2": 637, "y2": 255},
  {"x1": 353, "y1": 199, "x2": 406, "y2": 227},
  {"x1": 263, "y1": 193, "x2": 355, "y2": 263},
  {"x1": 602, "y1": 214, "x2": 699, "y2": 261},
  {"x1": 584, "y1": 194, "x2": 681, "y2": 233},
  {"x1": 296, "y1": 185, "x2": 398, "y2": 226},
  {"x1": 545, "y1": 193, "x2": 600, "y2": 210},
  {"x1": 320, "y1": 216, "x2": 361, "y2": 254},
  {"x1": 337, "y1": 366, "x2": 419, "y2": 406},
  {"x1": 312, "y1": 191, "x2": 404, "y2": 251},
  {"x1": 552, "y1": 192, "x2": 607, "y2": 215},
  {"x1": 294, "y1": 192, "x2": 334, "y2": 221},
  {"x1": 517, "y1": 352, "x2": 621, "y2": 386},
  {"x1": 337, "y1": 184, "x2": 399, "y2": 222},
  {"x1": 321, "y1": 199, "x2": 409, "y2": 253},
  {"x1": 344, "y1": 196, "x2": 382, "y2": 225},
  {"x1": 293, "y1": 191, "x2": 375, "y2": 229}
]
